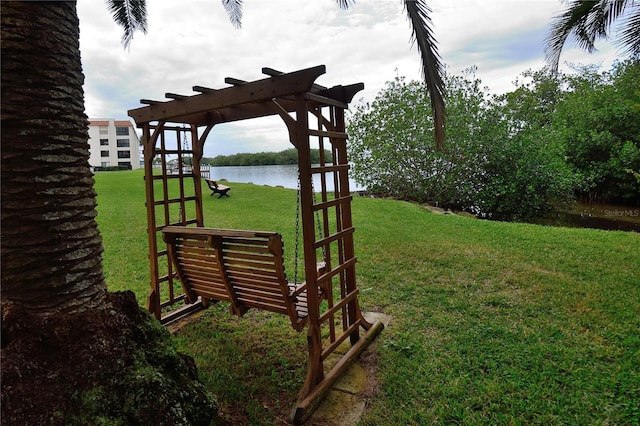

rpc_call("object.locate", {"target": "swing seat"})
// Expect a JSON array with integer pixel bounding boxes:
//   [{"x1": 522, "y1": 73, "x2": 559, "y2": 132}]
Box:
[{"x1": 162, "y1": 225, "x2": 321, "y2": 331}]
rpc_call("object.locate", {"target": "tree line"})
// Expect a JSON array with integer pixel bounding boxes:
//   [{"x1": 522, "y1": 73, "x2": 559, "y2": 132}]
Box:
[
  {"x1": 201, "y1": 148, "x2": 332, "y2": 166},
  {"x1": 349, "y1": 60, "x2": 640, "y2": 222}
]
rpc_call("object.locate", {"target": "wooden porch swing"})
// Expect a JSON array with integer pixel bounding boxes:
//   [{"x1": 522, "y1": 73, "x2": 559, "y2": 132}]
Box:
[{"x1": 128, "y1": 65, "x2": 384, "y2": 424}]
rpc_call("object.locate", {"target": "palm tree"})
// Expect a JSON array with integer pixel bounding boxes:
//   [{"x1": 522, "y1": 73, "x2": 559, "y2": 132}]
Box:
[
  {"x1": 2, "y1": 1, "x2": 108, "y2": 315},
  {"x1": 545, "y1": 0, "x2": 640, "y2": 72},
  {"x1": 2, "y1": 3, "x2": 217, "y2": 424}
]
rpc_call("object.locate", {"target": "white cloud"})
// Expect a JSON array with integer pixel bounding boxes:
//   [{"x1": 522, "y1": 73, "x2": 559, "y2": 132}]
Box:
[{"x1": 78, "y1": 0, "x2": 623, "y2": 156}]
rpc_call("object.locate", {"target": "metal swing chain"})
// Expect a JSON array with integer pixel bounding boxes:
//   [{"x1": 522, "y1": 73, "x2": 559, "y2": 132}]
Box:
[
  {"x1": 177, "y1": 126, "x2": 190, "y2": 224},
  {"x1": 311, "y1": 177, "x2": 324, "y2": 258},
  {"x1": 294, "y1": 174, "x2": 302, "y2": 285},
  {"x1": 182, "y1": 125, "x2": 191, "y2": 171}
]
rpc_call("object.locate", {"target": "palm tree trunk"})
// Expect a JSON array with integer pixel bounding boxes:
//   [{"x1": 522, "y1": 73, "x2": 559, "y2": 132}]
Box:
[
  {"x1": 0, "y1": 4, "x2": 220, "y2": 423},
  {"x1": 1, "y1": 1, "x2": 107, "y2": 315}
]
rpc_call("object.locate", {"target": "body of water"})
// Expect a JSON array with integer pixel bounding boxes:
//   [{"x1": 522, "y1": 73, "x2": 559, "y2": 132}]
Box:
[
  {"x1": 542, "y1": 202, "x2": 640, "y2": 232},
  {"x1": 208, "y1": 164, "x2": 365, "y2": 192}
]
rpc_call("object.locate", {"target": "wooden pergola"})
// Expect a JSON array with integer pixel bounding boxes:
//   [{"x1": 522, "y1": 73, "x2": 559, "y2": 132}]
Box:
[{"x1": 128, "y1": 65, "x2": 383, "y2": 423}]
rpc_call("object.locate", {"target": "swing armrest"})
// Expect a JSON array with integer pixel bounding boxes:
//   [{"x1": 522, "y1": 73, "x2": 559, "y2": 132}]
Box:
[{"x1": 289, "y1": 262, "x2": 326, "y2": 297}]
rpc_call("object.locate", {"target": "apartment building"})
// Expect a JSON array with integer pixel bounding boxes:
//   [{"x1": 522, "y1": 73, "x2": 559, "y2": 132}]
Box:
[{"x1": 88, "y1": 119, "x2": 141, "y2": 170}]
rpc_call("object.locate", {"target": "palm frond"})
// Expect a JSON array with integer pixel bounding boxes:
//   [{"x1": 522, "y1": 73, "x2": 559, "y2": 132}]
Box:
[
  {"x1": 106, "y1": 0, "x2": 148, "y2": 49},
  {"x1": 222, "y1": 0, "x2": 243, "y2": 29},
  {"x1": 545, "y1": 0, "x2": 598, "y2": 72},
  {"x1": 617, "y1": 1, "x2": 640, "y2": 58},
  {"x1": 545, "y1": 0, "x2": 638, "y2": 72},
  {"x1": 603, "y1": 0, "x2": 629, "y2": 26},
  {"x1": 334, "y1": 0, "x2": 355, "y2": 10},
  {"x1": 403, "y1": 0, "x2": 446, "y2": 150}
]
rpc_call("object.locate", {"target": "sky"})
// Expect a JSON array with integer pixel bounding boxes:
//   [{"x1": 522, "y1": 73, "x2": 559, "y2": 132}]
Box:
[{"x1": 77, "y1": 0, "x2": 623, "y2": 157}]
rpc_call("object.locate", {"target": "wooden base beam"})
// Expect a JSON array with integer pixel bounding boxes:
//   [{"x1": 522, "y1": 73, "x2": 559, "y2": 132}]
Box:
[{"x1": 290, "y1": 319, "x2": 385, "y2": 424}]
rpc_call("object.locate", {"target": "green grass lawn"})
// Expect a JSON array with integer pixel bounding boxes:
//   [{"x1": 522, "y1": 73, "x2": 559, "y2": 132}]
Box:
[{"x1": 94, "y1": 169, "x2": 640, "y2": 425}]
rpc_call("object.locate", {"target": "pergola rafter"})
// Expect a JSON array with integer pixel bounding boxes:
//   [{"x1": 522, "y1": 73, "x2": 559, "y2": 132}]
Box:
[
  {"x1": 128, "y1": 65, "x2": 382, "y2": 424},
  {"x1": 129, "y1": 65, "x2": 363, "y2": 126}
]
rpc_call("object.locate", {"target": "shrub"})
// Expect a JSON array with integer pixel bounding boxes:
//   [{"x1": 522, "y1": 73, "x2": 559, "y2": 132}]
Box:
[{"x1": 347, "y1": 68, "x2": 576, "y2": 221}]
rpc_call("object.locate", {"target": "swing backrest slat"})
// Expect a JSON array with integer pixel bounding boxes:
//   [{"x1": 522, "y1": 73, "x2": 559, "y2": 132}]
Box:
[{"x1": 162, "y1": 225, "x2": 309, "y2": 331}]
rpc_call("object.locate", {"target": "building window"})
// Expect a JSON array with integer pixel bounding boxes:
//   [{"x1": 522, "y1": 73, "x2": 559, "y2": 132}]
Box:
[
  {"x1": 100, "y1": 139, "x2": 109, "y2": 146},
  {"x1": 101, "y1": 150, "x2": 109, "y2": 157},
  {"x1": 99, "y1": 126, "x2": 108, "y2": 135},
  {"x1": 117, "y1": 151, "x2": 131, "y2": 159},
  {"x1": 116, "y1": 126, "x2": 129, "y2": 136},
  {"x1": 116, "y1": 139, "x2": 130, "y2": 147},
  {"x1": 101, "y1": 162, "x2": 109, "y2": 168},
  {"x1": 118, "y1": 162, "x2": 132, "y2": 169}
]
